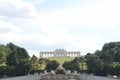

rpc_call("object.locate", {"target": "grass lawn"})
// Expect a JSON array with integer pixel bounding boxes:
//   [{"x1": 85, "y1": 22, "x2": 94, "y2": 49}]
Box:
[{"x1": 47, "y1": 57, "x2": 75, "y2": 64}]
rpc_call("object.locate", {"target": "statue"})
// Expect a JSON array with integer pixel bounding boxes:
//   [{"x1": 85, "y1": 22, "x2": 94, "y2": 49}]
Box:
[
  {"x1": 55, "y1": 65, "x2": 66, "y2": 74},
  {"x1": 40, "y1": 65, "x2": 80, "y2": 80}
]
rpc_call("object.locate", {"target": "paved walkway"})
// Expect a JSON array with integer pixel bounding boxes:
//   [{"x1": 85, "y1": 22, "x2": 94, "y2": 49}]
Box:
[
  {"x1": 81, "y1": 74, "x2": 120, "y2": 80},
  {"x1": 0, "y1": 74, "x2": 119, "y2": 80}
]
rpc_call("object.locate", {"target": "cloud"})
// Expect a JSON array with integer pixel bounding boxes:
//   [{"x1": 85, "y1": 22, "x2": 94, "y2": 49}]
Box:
[
  {"x1": 30, "y1": 0, "x2": 47, "y2": 5},
  {"x1": 0, "y1": 22, "x2": 103, "y2": 55},
  {"x1": 1, "y1": 0, "x2": 120, "y2": 56},
  {"x1": 33, "y1": 0, "x2": 120, "y2": 30},
  {"x1": 0, "y1": 0, "x2": 37, "y2": 18},
  {"x1": 0, "y1": 20, "x2": 23, "y2": 33},
  {"x1": 24, "y1": 0, "x2": 120, "y2": 54}
]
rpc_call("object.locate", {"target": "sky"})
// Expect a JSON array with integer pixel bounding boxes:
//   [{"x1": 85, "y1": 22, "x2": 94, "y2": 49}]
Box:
[{"x1": 0, "y1": 0, "x2": 120, "y2": 56}]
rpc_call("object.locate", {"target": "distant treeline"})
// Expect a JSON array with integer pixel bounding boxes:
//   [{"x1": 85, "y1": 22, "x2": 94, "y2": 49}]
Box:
[{"x1": 0, "y1": 42, "x2": 120, "y2": 78}]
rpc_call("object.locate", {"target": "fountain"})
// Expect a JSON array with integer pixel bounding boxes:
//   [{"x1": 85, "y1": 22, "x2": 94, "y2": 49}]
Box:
[{"x1": 40, "y1": 65, "x2": 81, "y2": 80}]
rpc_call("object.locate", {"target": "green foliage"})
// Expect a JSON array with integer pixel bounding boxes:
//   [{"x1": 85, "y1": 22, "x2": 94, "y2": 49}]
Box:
[
  {"x1": 63, "y1": 61, "x2": 74, "y2": 72},
  {"x1": 85, "y1": 41, "x2": 120, "y2": 76},
  {"x1": 45, "y1": 60, "x2": 60, "y2": 72},
  {"x1": 102, "y1": 42, "x2": 120, "y2": 51},
  {"x1": 63, "y1": 57, "x2": 86, "y2": 72},
  {"x1": 7, "y1": 42, "x2": 30, "y2": 59},
  {"x1": 101, "y1": 42, "x2": 120, "y2": 63},
  {"x1": 30, "y1": 55, "x2": 40, "y2": 73},
  {"x1": 1, "y1": 41, "x2": 120, "y2": 78},
  {"x1": 100, "y1": 51, "x2": 113, "y2": 63},
  {"x1": 0, "y1": 43, "x2": 46, "y2": 77},
  {"x1": 86, "y1": 55, "x2": 104, "y2": 75},
  {"x1": 114, "y1": 64, "x2": 120, "y2": 77},
  {"x1": 5, "y1": 42, "x2": 30, "y2": 76},
  {"x1": 101, "y1": 63, "x2": 113, "y2": 76},
  {"x1": 94, "y1": 50, "x2": 101, "y2": 57},
  {"x1": 6, "y1": 50, "x2": 19, "y2": 66},
  {"x1": 14, "y1": 59, "x2": 33, "y2": 76},
  {"x1": 47, "y1": 57, "x2": 74, "y2": 64},
  {"x1": 39, "y1": 58, "x2": 47, "y2": 70},
  {"x1": 0, "y1": 45, "x2": 10, "y2": 64},
  {"x1": 6, "y1": 43, "x2": 29, "y2": 66},
  {"x1": 31, "y1": 55, "x2": 38, "y2": 61},
  {"x1": 0, "y1": 65, "x2": 8, "y2": 77},
  {"x1": 29, "y1": 58, "x2": 50, "y2": 74},
  {"x1": 114, "y1": 50, "x2": 120, "y2": 63}
]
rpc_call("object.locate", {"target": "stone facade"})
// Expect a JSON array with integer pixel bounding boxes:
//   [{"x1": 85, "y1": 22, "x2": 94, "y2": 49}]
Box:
[{"x1": 40, "y1": 49, "x2": 80, "y2": 58}]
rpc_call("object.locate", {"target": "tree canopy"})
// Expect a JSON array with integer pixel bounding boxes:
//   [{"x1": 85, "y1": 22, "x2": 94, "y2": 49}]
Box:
[{"x1": 0, "y1": 42, "x2": 120, "y2": 77}]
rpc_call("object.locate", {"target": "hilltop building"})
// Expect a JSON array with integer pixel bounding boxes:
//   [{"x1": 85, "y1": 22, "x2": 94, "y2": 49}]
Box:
[{"x1": 40, "y1": 49, "x2": 80, "y2": 58}]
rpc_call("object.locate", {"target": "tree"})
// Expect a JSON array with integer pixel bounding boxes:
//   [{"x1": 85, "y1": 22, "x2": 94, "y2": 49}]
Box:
[
  {"x1": 114, "y1": 64, "x2": 120, "y2": 77},
  {"x1": 6, "y1": 50, "x2": 19, "y2": 66},
  {"x1": 63, "y1": 61, "x2": 74, "y2": 72},
  {"x1": 30, "y1": 55, "x2": 40, "y2": 73},
  {"x1": 101, "y1": 42, "x2": 120, "y2": 63},
  {"x1": 102, "y1": 63, "x2": 114, "y2": 76},
  {"x1": 31, "y1": 55, "x2": 38, "y2": 61},
  {"x1": 100, "y1": 51, "x2": 113, "y2": 63},
  {"x1": 0, "y1": 65, "x2": 8, "y2": 77},
  {"x1": 86, "y1": 55, "x2": 104, "y2": 75},
  {"x1": 63, "y1": 57, "x2": 85, "y2": 72},
  {"x1": 6, "y1": 42, "x2": 29, "y2": 59},
  {"x1": 14, "y1": 59, "x2": 33, "y2": 76},
  {"x1": 6, "y1": 43, "x2": 29, "y2": 66},
  {"x1": 95, "y1": 50, "x2": 101, "y2": 57},
  {"x1": 0, "y1": 45, "x2": 10, "y2": 64},
  {"x1": 6, "y1": 43, "x2": 30, "y2": 76},
  {"x1": 114, "y1": 50, "x2": 120, "y2": 63},
  {"x1": 39, "y1": 58, "x2": 46, "y2": 70},
  {"x1": 102, "y1": 42, "x2": 120, "y2": 52},
  {"x1": 45, "y1": 60, "x2": 59, "y2": 72},
  {"x1": 17, "y1": 48, "x2": 30, "y2": 59},
  {"x1": 72, "y1": 57, "x2": 83, "y2": 72}
]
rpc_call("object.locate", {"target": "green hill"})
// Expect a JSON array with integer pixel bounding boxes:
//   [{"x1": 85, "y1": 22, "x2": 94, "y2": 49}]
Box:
[{"x1": 47, "y1": 57, "x2": 75, "y2": 64}]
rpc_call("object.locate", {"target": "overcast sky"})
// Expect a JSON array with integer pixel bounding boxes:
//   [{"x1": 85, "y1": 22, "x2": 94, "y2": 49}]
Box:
[{"x1": 0, "y1": 0, "x2": 120, "y2": 56}]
